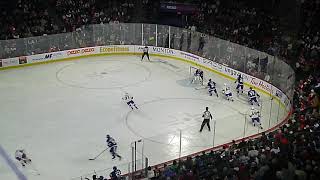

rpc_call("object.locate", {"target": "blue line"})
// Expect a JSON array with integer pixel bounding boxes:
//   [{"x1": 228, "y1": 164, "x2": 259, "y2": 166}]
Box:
[{"x1": 0, "y1": 145, "x2": 28, "y2": 180}]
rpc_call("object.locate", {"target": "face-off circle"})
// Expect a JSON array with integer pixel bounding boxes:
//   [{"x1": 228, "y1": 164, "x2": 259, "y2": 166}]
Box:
[
  {"x1": 125, "y1": 97, "x2": 246, "y2": 147},
  {"x1": 56, "y1": 60, "x2": 152, "y2": 89}
]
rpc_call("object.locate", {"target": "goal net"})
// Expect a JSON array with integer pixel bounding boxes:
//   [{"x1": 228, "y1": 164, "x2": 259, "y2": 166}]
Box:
[{"x1": 189, "y1": 66, "x2": 204, "y2": 85}]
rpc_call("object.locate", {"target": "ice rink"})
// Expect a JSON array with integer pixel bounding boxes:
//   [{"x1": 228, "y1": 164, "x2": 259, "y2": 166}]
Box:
[{"x1": 0, "y1": 55, "x2": 287, "y2": 179}]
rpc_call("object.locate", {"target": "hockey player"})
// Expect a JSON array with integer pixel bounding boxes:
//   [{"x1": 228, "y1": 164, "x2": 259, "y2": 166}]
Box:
[
  {"x1": 207, "y1": 79, "x2": 218, "y2": 97},
  {"x1": 15, "y1": 149, "x2": 31, "y2": 167},
  {"x1": 222, "y1": 83, "x2": 234, "y2": 101},
  {"x1": 248, "y1": 87, "x2": 260, "y2": 106},
  {"x1": 198, "y1": 69, "x2": 204, "y2": 83},
  {"x1": 110, "y1": 166, "x2": 121, "y2": 179},
  {"x1": 249, "y1": 107, "x2": 263, "y2": 129},
  {"x1": 192, "y1": 68, "x2": 204, "y2": 84},
  {"x1": 122, "y1": 92, "x2": 138, "y2": 110},
  {"x1": 235, "y1": 74, "x2": 244, "y2": 95},
  {"x1": 141, "y1": 46, "x2": 150, "y2": 61},
  {"x1": 106, "y1": 135, "x2": 122, "y2": 160}
]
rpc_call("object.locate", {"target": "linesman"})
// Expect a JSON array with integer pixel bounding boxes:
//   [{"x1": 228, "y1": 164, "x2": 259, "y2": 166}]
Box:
[
  {"x1": 200, "y1": 107, "x2": 212, "y2": 132},
  {"x1": 141, "y1": 46, "x2": 150, "y2": 61}
]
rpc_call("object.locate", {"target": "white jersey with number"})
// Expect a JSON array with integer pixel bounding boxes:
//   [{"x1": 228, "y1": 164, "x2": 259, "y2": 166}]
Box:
[
  {"x1": 225, "y1": 88, "x2": 232, "y2": 95},
  {"x1": 250, "y1": 109, "x2": 260, "y2": 119},
  {"x1": 223, "y1": 84, "x2": 232, "y2": 95}
]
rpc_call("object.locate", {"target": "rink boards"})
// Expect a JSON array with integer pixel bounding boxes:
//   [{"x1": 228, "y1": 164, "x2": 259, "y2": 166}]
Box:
[
  {"x1": 0, "y1": 45, "x2": 293, "y2": 179},
  {"x1": 0, "y1": 45, "x2": 291, "y2": 113}
]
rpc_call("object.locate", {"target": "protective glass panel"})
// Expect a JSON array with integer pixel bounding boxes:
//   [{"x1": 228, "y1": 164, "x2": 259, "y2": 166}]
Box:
[
  {"x1": 156, "y1": 25, "x2": 169, "y2": 48},
  {"x1": 143, "y1": 24, "x2": 156, "y2": 46}
]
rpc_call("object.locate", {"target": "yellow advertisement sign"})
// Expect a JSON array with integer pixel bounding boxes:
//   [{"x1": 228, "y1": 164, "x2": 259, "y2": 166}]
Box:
[{"x1": 100, "y1": 46, "x2": 129, "y2": 53}]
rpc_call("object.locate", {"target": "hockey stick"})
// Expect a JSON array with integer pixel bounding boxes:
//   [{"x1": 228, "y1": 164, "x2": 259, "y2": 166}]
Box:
[
  {"x1": 89, "y1": 148, "x2": 108, "y2": 160},
  {"x1": 195, "y1": 86, "x2": 207, "y2": 90},
  {"x1": 28, "y1": 163, "x2": 40, "y2": 175}
]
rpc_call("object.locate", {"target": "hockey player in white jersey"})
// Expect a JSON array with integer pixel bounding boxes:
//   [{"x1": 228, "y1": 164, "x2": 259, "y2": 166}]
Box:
[
  {"x1": 222, "y1": 83, "x2": 234, "y2": 101},
  {"x1": 15, "y1": 149, "x2": 31, "y2": 167},
  {"x1": 106, "y1": 135, "x2": 122, "y2": 160},
  {"x1": 122, "y1": 92, "x2": 138, "y2": 110},
  {"x1": 248, "y1": 87, "x2": 260, "y2": 106},
  {"x1": 235, "y1": 74, "x2": 244, "y2": 95},
  {"x1": 249, "y1": 107, "x2": 263, "y2": 129},
  {"x1": 191, "y1": 68, "x2": 204, "y2": 84},
  {"x1": 207, "y1": 79, "x2": 218, "y2": 97}
]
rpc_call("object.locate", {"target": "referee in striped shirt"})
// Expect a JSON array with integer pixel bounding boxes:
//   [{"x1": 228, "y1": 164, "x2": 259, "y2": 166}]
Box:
[
  {"x1": 200, "y1": 107, "x2": 212, "y2": 132},
  {"x1": 141, "y1": 46, "x2": 150, "y2": 61}
]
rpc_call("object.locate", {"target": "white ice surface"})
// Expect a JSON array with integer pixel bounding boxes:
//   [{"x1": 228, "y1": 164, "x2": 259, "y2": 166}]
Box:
[{"x1": 0, "y1": 55, "x2": 287, "y2": 179}]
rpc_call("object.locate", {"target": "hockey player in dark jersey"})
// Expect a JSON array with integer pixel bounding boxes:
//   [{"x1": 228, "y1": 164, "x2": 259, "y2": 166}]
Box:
[
  {"x1": 198, "y1": 69, "x2": 204, "y2": 82},
  {"x1": 248, "y1": 87, "x2": 260, "y2": 106},
  {"x1": 106, "y1": 135, "x2": 122, "y2": 160},
  {"x1": 110, "y1": 166, "x2": 121, "y2": 179},
  {"x1": 207, "y1": 79, "x2": 218, "y2": 97},
  {"x1": 192, "y1": 68, "x2": 204, "y2": 84},
  {"x1": 235, "y1": 74, "x2": 244, "y2": 95}
]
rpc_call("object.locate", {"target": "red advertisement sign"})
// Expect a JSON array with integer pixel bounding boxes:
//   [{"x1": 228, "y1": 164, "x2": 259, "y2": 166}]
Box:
[
  {"x1": 67, "y1": 48, "x2": 95, "y2": 55},
  {"x1": 250, "y1": 77, "x2": 272, "y2": 93}
]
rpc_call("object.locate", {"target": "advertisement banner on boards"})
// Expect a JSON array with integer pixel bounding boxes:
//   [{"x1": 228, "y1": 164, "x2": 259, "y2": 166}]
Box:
[
  {"x1": 180, "y1": 51, "x2": 201, "y2": 62},
  {"x1": 136, "y1": 46, "x2": 175, "y2": 56},
  {"x1": 67, "y1": 47, "x2": 96, "y2": 56},
  {"x1": 18, "y1": 56, "x2": 27, "y2": 64},
  {"x1": 151, "y1": 46, "x2": 175, "y2": 55},
  {"x1": 1, "y1": 57, "x2": 19, "y2": 67},
  {"x1": 0, "y1": 59, "x2": 2, "y2": 67},
  {"x1": 28, "y1": 52, "x2": 64, "y2": 63},
  {"x1": 100, "y1": 46, "x2": 130, "y2": 53},
  {"x1": 248, "y1": 77, "x2": 273, "y2": 94}
]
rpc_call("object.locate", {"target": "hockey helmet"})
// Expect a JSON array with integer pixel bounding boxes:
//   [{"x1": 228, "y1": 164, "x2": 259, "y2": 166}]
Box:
[{"x1": 18, "y1": 149, "x2": 25, "y2": 152}]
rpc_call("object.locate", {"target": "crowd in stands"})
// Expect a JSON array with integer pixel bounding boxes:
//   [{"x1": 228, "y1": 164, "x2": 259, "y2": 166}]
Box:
[
  {"x1": 0, "y1": 0, "x2": 318, "y2": 69},
  {"x1": 186, "y1": 0, "x2": 319, "y2": 69},
  {"x1": 0, "y1": 0, "x2": 57, "y2": 40},
  {"x1": 0, "y1": 0, "x2": 135, "y2": 40},
  {"x1": 188, "y1": 0, "x2": 282, "y2": 54},
  {"x1": 295, "y1": 0, "x2": 320, "y2": 78},
  {"x1": 55, "y1": 0, "x2": 135, "y2": 32}
]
